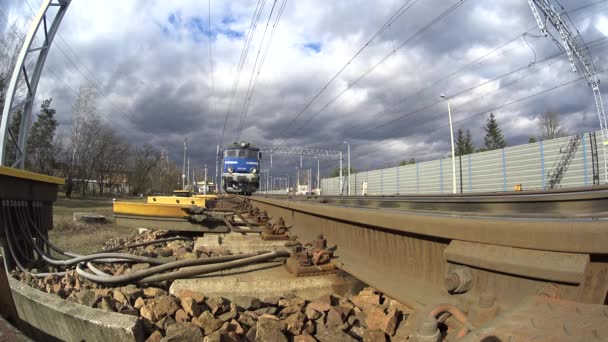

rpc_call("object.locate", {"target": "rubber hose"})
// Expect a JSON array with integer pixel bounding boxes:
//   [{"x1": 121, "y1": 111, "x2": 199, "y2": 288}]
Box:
[
  {"x1": 2, "y1": 204, "x2": 67, "y2": 277},
  {"x1": 98, "y1": 236, "x2": 192, "y2": 253},
  {"x1": 14, "y1": 206, "x2": 168, "y2": 266},
  {"x1": 135, "y1": 250, "x2": 289, "y2": 284},
  {"x1": 75, "y1": 252, "x2": 266, "y2": 283}
]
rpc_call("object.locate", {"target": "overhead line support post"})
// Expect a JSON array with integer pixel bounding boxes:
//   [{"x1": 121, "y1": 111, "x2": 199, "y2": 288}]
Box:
[
  {"x1": 528, "y1": 0, "x2": 608, "y2": 183},
  {"x1": 0, "y1": 0, "x2": 72, "y2": 168}
]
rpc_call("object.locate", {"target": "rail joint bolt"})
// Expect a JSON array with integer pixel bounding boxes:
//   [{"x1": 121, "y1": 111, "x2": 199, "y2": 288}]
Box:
[{"x1": 445, "y1": 267, "x2": 473, "y2": 294}]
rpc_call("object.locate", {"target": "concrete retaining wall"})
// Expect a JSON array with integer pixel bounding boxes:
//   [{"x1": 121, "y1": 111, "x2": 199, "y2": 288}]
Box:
[{"x1": 9, "y1": 277, "x2": 143, "y2": 342}]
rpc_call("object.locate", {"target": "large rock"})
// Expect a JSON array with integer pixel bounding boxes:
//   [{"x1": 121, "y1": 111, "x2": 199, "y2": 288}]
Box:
[
  {"x1": 279, "y1": 297, "x2": 306, "y2": 307},
  {"x1": 362, "y1": 330, "x2": 387, "y2": 342},
  {"x1": 120, "y1": 285, "x2": 143, "y2": 301},
  {"x1": 285, "y1": 311, "x2": 307, "y2": 335},
  {"x1": 134, "y1": 297, "x2": 146, "y2": 309},
  {"x1": 156, "y1": 316, "x2": 176, "y2": 330},
  {"x1": 307, "y1": 295, "x2": 334, "y2": 312},
  {"x1": 181, "y1": 297, "x2": 202, "y2": 317},
  {"x1": 350, "y1": 294, "x2": 381, "y2": 311},
  {"x1": 294, "y1": 335, "x2": 317, "y2": 342},
  {"x1": 327, "y1": 306, "x2": 351, "y2": 326},
  {"x1": 238, "y1": 311, "x2": 258, "y2": 328},
  {"x1": 193, "y1": 311, "x2": 224, "y2": 335},
  {"x1": 74, "y1": 289, "x2": 101, "y2": 307},
  {"x1": 141, "y1": 304, "x2": 157, "y2": 322},
  {"x1": 255, "y1": 315, "x2": 287, "y2": 342},
  {"x1": 305, "y1": 307, "x2": 322, "y2": 321},
  {"x1": 161, "y1": 322, "x2": 203, "y2": 342},
  {"x1": 366, "y1": 306, "x2": 398, "y2": 336},
  {"x1": 145, "y1": 330, "x2": 163, "y2": 342},
  {"x1": 113, "y1": 290, "x2": 129, "y2": 305},
  {"x1": 316, "y1": 327, "x2": 357, "y2": 342},
  {"x1": 175, "y1": 309, "x2": 189, "y2": 323},
  {"x1": 144, "y1": 287, "x2": 167, "y2": 298},
  {"x1": 174, "y1": 289, "x2": 205, "y2": 303},
  {"x1": 154, "y1": 296, "x2": 180, "y2": 320},
  {"x1": 233, "y1": 296, "x2": 263, "y2": 311}
]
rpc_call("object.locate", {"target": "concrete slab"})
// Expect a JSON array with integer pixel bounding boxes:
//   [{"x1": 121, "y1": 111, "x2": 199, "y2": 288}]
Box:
[
  {"x1": 9, "y1": 277, "x2": 143, "y2": 342},
  {"x1": 169, "y1": 261, "x2": 360, "y2": 301},
  {"x1": 195, "y1": 233, "x2": 287, "y2": 254}
]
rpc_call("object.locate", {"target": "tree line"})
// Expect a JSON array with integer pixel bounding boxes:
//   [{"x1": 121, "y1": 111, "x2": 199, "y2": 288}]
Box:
[
  {"x1": 397, "y1": 110, "x2": 568, "y2": 165},
  {"x1": 1, "y1": 83, "x2": 183, "y2": 197}
]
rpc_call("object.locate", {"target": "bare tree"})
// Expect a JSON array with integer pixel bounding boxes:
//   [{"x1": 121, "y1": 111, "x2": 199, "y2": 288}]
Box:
[
  {"x1": 67, "y1": 85, "x2": 103, "y2": 197},
  {"x1": 537, "y1": 111, "x2": 567, "y2": 140},
  {"x1": 90, "y1": 126, "x2": 129, "y2": 195},
  {"x1": 128, "y1": 144, "x2": 159, "y2": 195}
]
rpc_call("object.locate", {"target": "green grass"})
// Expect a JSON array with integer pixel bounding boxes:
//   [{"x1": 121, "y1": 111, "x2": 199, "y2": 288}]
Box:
[{"x1": 50, "y1": 197, "x2": 135, "y2": 254}]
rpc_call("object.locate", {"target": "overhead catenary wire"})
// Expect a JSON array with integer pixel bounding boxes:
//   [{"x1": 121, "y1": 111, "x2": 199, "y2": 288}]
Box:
[
  {"x1": 347, "y1": 39, "x2": 608, "y2": 161},
  {"x1": 273, "y1": 0, "x2": 421, "y2": 143},
  {"x1": 218, "y1": 0, "x2": 267, "y2": 148},
  {"x1": 234, "y1": 0, "x2": 289, "y2": 141},
  {"x1": 233, "y1": 0, "x2": 279, "y2": 141},
  {"x1": 324, "y1": 3, "x2": 608, "y2": 156},
  {"x1": 308, "y1": 0, "x2": 608, "y2": 153},
  {"x1": 282, "y1": 0, "x2": 468, "y2": 140}
]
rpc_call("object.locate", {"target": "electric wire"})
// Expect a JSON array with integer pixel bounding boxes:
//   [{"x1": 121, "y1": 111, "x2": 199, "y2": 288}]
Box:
[
  {"x1": 283, "y1": 0, "x2": 468, "y2": 139},
  {"x1": 218, "y1": 0, "x2": 267, "y2": 148},
  {"x1": 273, "y1": 0, "x2": 421, "y2": 143},
  {"x1": 234, "y1": 0, "x2": 288, "y2": 141}
]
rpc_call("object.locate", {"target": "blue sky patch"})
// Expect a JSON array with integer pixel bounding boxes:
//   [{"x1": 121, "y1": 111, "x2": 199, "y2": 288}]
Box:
[{"x1": 304, "y1": 42, "x2": 322, "y2": 53}]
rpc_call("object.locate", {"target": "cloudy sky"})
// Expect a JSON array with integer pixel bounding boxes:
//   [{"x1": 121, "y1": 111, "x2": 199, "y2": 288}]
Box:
[{"x1": 2, "y1": 0, "x2": 608, "y2": 176}]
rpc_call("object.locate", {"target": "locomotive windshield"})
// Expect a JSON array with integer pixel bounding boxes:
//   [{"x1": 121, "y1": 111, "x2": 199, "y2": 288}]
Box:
[{"x1": 224, "y1": 149, "x2": 259, "y2": 159}]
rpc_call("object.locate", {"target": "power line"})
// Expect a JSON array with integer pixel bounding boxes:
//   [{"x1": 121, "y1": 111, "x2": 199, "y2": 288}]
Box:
[
  {"x1": 322, "y1": 0, "x2": 608, "y2": 151},
  {"x1": 283, "y1": 0, "x2": 468, "y2": 139},
  {"x1": 275, "y1": 0, "x2": 421, "y2": 140},
  {"x1": 235, "y1": 0, "x2": 289, "y2": 141},
  {"x1": 350, "y1": 44, "x2": 608, "y2": 162},
  {"x1": 234, "y1": 0, "x2": 280, "y2": 141},
  {"x1": 218, "y1": 0, "x2": 267, "y2": 147}
]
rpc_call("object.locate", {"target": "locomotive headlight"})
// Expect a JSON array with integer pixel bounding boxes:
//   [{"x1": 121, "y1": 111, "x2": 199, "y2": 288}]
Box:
[
  {"x1": 251, "y1": 168, "x2": 257, "y2": 174},
  {"x1": 227, "y1": 166, "x2": 234, "y2": 173}
]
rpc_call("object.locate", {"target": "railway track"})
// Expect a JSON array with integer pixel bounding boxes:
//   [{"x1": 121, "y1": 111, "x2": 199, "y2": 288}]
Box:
[
  {"x1": 258, "y1": 185, "x2": 608, "y2": 218},
  {"x1": 245, "y1": 187, "x2": 608, "y2": 339}
]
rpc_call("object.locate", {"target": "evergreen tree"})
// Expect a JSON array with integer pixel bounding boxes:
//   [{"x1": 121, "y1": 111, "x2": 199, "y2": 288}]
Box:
[
  {"x1": 483, "y1": 112, "x2": 506, "y2": 150},
  {"x1": 456, "y1": 129, "x2": 475, "y2": 156},
  {"x1": 398, "y1": 158, "x2": 416, "y2": 166},
  {"x1": 26, "y1": 98, "x2": 58, "y2": 174},
  {"x1": 528, "y1": 137, "x2": 537, "y2": 144}
]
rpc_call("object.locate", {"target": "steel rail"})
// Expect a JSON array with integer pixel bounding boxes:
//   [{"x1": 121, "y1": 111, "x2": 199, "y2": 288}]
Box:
[
  {"x1": 256, "y1": 186, "x2": 608, "y2": 217},
  {"x1": 246, "y1": 195, "x2": 608, "y2": 311}
]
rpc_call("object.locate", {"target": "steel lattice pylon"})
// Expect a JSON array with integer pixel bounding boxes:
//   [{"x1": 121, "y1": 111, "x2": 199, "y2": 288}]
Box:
[
  {"x1": 0, "y1": 0, "x2": 71, "y2": 168},
  {"x1": 528, "y1": 0, "x2": 608, "y2": 183}
]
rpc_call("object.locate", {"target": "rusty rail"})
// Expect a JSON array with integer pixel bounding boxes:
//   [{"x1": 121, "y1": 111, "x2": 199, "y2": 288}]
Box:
[
  {"x1": 247, "y1": 194, "x2": 608, "y2": 312},
  {"x1": 258, "y1": 186, "x2": 608, "y2": 217}
]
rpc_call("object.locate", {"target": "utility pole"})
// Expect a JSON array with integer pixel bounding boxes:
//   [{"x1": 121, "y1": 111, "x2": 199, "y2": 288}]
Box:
[
  {"x1": 529, "y1": 0, "x2": 608, "y2": 183},
  {"x1": 339, "y1": 152, "x2": 343, "y2": 195},
  {"x1": 215, "y1": 145, "x2": 219, "y2": 193},
  {"x1": 317, "y1": 158, "x2": 320, "y2": 194},
  {"x1": 182, "y1": 138, "x2": 187, "y2": 190},
  {"x1": 440, "y1": 94, "x2": 456, "y2": 194},
  {"x1": 343, "y1": 142, "x2": 350, "y2": 195},
  {"x1": 187, "y1": 158, "x2": 190, "y2": 190},
  {"x1": 204, "y1": 164, "x2": 208, "y2": 195}
]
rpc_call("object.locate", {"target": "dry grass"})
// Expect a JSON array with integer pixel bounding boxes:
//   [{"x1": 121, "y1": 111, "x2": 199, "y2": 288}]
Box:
[{"x1": 50, "y1": 197, "x2": 136, "y2": 254}]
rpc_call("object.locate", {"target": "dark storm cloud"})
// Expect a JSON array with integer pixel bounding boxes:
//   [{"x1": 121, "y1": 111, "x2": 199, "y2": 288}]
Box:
[{"x1": 2, "y1": 0, "x2": 608, "y2": 174}]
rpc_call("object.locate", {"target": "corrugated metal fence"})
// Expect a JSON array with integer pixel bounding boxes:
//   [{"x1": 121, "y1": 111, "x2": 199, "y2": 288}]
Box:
[{"x1": 321, "y1": 130, "x2": 607, "y2": 195}]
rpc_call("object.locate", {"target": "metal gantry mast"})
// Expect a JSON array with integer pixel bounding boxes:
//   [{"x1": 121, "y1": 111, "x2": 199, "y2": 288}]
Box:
[
  {"x1": 0, "y1": 0, "x2": 72, "y2": 168},
  {"x1": 528, "y1": 0, "x2": 608, "y2": 183}
]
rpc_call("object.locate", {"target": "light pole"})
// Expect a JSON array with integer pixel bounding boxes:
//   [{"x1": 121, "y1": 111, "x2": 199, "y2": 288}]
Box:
[
  {"x1": 440, "y1": 94, "x2": 457, "y2": 194},
  {"x1": 315, "y1": 157, "x2": 320, "y2": 194},
  {"x1": 343, "y1": 142, "x2": 351, "y2": 196}
]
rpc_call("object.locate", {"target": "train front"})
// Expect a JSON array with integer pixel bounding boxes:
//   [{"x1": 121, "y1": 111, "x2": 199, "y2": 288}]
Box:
[{"x1": 222, "y1": 142, "x2": 261, "y2": 195}]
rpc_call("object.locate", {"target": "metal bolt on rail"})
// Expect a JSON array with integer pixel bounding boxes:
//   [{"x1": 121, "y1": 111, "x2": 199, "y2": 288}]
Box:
[
  {"x1": 445, "y1": 267, "x2": 473, "y2": 294},
  {"x1": 412, "y1": 317, "x2": 440, "y2": 342}
]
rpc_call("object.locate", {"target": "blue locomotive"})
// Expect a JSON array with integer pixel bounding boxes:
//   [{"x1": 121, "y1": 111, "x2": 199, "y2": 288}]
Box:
[{"x1": 222, "y1": 141, "x2": 261, "y2": 195}]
